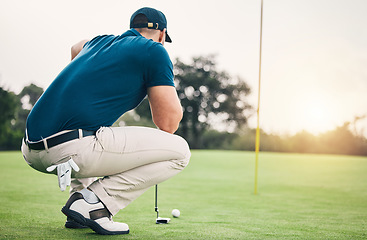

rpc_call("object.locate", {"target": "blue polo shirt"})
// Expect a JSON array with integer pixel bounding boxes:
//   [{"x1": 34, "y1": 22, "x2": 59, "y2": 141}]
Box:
[{"x1": 26, "y1": 29, "x2": 174, "y2": 141}]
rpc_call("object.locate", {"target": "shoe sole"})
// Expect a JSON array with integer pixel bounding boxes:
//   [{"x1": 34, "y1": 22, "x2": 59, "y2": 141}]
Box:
[
  {"x1": 62, "y1": 206, "x2": 129, "y2": 235},
  {"x1": 65, "y1": 220, "x2": 88, "y2": 229}
]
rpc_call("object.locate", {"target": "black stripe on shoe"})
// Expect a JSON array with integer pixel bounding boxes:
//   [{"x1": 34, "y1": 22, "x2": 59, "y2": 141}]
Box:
[
  {"x1": 90, "y1": 208, "x2": 110, "y2": 220},
  {"x1": 64, "y1": 192, "x2": 84, "y2": 209},
  {"x1": 88, "y1": 208, "x2": 130, "y2": 235}
]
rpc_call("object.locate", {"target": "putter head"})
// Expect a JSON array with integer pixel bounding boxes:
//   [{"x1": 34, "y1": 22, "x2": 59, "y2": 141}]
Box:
[{"x1": 156, "y1": 217, "x2": 171, "y2": 224}]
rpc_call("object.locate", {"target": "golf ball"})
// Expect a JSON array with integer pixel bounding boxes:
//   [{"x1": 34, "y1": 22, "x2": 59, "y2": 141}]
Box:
[{"x1": 171, "y1": 209, "x2": 180, "y2": 218}]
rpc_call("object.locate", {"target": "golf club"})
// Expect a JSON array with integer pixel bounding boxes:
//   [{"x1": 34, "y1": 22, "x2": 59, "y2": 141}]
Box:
[{"x1": 155, "y1": 184, "x2": 170, "y2": 224}]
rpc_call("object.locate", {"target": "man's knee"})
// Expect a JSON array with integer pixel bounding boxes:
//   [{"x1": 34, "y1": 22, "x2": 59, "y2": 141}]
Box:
[{"x1": 172, "y1": 135, "x2": 191, "y2": 169}]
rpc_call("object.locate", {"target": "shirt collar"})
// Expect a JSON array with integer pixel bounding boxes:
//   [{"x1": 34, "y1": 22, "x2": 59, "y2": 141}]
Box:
[{"x1": 129, "y1": 28, "x2": 142, "y2": 37}]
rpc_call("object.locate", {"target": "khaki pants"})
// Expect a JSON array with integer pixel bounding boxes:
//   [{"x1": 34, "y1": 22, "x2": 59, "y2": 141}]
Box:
[{"x1": 21, "y1": 126, "x2": 191, "y2": 215}]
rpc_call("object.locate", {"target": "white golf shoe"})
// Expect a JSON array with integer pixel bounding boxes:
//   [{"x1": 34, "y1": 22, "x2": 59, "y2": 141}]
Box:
[{"x1": 61, "y1": 192, "x2": 129, "y2": 235}]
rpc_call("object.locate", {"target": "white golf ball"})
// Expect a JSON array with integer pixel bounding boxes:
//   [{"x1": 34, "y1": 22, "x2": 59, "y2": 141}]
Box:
[{"x1": 171, "y1": 209, "x2": 180, "y2": 218}]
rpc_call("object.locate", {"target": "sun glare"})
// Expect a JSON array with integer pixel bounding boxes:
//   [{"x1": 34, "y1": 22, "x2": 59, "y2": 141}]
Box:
[{"x1": 302, "y1": 97, "x2": 333, "y2": 135}]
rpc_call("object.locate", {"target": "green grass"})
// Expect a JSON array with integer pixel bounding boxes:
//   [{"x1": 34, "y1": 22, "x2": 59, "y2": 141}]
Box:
[{"x1": 0, "y1": 150, "x2": 366, "y2": 239}]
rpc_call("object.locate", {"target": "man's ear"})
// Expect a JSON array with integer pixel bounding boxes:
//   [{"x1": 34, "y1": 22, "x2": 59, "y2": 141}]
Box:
[{"x1": 159, "y1": 29, "x2": 166, "y2": 45}]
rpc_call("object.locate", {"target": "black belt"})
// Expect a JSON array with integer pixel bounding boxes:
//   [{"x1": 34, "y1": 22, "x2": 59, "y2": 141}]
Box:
[{"x1": 25, "y1": 129, "x2": 95, "y2": 151}]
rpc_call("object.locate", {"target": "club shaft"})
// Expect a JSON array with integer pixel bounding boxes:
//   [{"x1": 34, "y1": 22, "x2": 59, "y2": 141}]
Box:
[{"x1": 155, "y1": 184, "x2": 159, "y2": 218}]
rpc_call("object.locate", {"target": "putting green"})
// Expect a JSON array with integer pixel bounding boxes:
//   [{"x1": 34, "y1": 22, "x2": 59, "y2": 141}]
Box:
[{"x1": 0, "y1": 151, "x2": 366, "y2": 239}]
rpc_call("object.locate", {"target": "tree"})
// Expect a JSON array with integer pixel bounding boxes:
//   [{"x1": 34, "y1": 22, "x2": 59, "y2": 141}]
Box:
[
  {"x1": 134, "y1": 56, "x2": 252, "y2": 148},
  {"x1": 318, "y1": 122, "x2": 366, "y2": 155},
  {"x1": 0, "y1": 87, "x2": 18, "y2": 129},
  {"x1": 0, "y1": 87, "x2": 21, "y2": 150},
  {"x1": 19, "y1": 83, "x2": 44, "y2": 108},
  {"x1": 173, "y1": 56, "x2": 252, "y2": 148},
  {"x1": 288, "y1": 130, "x2": 319, "y2": 153},
  {"x1": 14, "y1": 84, "x2": 44, "y2": 134},
  {"x1": 0, "y1": 84, "x2": 43, "y2": 150}
]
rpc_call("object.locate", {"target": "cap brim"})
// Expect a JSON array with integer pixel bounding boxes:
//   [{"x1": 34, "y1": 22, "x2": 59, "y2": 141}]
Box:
[{"x1": 165, "y1": 32, "x2": 172, "y2": 43}]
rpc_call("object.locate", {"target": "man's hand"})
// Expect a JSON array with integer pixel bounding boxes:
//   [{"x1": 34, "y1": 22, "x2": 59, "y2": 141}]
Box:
[
  {"x1": 71, "y1": 39, "x2": 89, "y2": 60},
  {"x1": 46, "y1": 158, "x2": 80, "y2": 191}
]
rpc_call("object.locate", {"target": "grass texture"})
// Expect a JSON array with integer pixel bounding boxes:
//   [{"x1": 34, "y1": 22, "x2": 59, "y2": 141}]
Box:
[{"x1": 0, "y1": 150, "x2": 366, "y2": 239}]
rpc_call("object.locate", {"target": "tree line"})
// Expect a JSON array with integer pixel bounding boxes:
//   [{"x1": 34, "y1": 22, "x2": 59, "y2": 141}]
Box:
[
  {"x1": 117, "y1": 104, "x2": 367, "y2": 156},
  {"x1": 0, "y1": 84, "x2": 43, "y2": 150},
  {"x1": 1, "y1": 56, "x2": 366, "y2": 155}
]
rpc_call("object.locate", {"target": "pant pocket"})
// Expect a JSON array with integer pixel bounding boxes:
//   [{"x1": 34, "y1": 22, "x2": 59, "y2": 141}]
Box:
[{"x1": 95, "y1": 127, "x2": 126, "y2": 153}]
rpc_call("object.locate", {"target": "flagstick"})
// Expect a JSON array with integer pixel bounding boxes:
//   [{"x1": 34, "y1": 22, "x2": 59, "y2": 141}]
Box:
[{"x1": 254, "y1": 0, "x2": 263, "y2": 195}]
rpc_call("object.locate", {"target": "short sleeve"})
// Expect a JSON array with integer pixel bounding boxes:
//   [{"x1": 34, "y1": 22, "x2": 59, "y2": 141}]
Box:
[{"x1": 145, "y1": 44, "x2": 174, "y2": 88}]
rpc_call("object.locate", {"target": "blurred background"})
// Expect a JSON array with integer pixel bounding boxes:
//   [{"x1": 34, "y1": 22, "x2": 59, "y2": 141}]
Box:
[{"x1": 1, "y1": 0, "x2": 366, "y2": 154}]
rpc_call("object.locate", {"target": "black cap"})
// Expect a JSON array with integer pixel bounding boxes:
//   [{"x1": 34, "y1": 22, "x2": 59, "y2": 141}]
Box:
[{"x1": 130, "y1": 7, "x2": 172, "y2": 43}]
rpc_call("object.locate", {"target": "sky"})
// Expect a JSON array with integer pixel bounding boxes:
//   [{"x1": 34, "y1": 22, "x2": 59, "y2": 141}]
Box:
[{"x1": 1, "y1": 0, "x2": 366, "y2": 137}]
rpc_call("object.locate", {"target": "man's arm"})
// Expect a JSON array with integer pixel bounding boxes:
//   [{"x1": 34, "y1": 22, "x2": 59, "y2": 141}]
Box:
[
  {"x1": 71, "y1": 39, "x2": 89, "y2": 60},
  {"x1": 148, "y1": 86, "x2": 183, "y2": 134}
]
